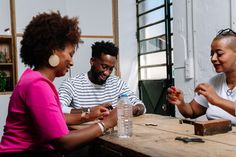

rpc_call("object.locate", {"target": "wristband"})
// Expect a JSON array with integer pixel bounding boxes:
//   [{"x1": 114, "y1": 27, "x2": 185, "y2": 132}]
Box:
[
  {"x1": 100, "y1": 121, "x2": 106, "y2": 130},
  {"x1": 81, "y1": 107, "x2": 91, "y2": 113},
  {"x1": 97, "y1": 122, "x2": 105, "y2": 134}
]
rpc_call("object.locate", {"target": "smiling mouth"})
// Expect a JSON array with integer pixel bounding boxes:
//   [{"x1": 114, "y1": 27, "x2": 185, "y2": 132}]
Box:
[{"x1": 99, "y1": 75, "x2": 107, "y2": 80}]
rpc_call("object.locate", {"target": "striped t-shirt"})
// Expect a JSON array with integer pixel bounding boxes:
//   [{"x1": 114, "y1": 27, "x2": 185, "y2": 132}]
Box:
[{"x1": 59, "y1": 73, "x2": 144, "y2": 113}]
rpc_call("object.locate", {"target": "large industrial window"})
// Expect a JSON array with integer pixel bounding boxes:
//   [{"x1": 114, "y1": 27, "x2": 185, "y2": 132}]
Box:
[{"x1": 137, "y1": 0, "x2": 174, "y2": 116}]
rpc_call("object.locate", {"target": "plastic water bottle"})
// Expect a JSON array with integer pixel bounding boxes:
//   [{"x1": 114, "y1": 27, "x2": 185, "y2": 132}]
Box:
[{"x1": 117, "y1": 93, "x2": 133, "y2": 138}]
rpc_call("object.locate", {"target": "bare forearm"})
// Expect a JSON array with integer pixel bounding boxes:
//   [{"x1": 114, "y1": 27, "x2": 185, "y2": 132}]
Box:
[
  {"x1": 214, "y1": 98, "x2": 235, "y2": 116},
  {"x1": 177, "y1": 102, "x2": 195, "y2": 118},
  {"x1": 53, "y1": 123, "x2": 102, "y2": 151},
  {"x1": 64, "y1": 113, "x2": 90, "y2": 125}
]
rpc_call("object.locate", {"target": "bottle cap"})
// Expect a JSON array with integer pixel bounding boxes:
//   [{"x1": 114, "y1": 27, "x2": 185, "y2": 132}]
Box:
[{"x1": 119, "y1": 92, "x2": 128, "y2": 98}]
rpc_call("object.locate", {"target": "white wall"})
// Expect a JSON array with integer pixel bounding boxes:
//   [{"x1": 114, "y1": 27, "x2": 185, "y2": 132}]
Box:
[
  {"x1": 118, "y1": 0, "x2": 139, "y2": 95},
  {"x1": 173, "y1": 0, "x2": 235, "y2": 119}
]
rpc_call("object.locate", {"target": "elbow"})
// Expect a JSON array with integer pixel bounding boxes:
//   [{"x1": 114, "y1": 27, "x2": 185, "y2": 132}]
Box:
[{"x1": 51, "y1": 137, "x2": 75, "y2": 152}]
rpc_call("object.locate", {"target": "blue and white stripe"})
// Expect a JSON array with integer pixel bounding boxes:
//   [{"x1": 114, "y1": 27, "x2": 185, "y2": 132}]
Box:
[{"x1": 59, "y1": 73, "x2": 144, "y2": 113}]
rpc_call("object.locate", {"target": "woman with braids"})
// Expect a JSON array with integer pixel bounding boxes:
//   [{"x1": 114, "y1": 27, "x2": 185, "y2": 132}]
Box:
[
  {"x1": 167, "y1": 28, "x2": 236, "y2": 125},
  {"x1": 0, "y1": 11, "x2": 117, "y2": 157}
]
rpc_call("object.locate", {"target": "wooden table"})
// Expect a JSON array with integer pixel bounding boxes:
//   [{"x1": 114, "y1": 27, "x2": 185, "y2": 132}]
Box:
[{"x1": 70, "y1": 114, "x2": 236, "y2": 157}]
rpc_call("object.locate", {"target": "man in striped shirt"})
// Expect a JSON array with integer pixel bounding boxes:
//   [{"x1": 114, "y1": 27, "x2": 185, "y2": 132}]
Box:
[{"x1": 59, "y1": 41, "x2": 145, "y2": 124}]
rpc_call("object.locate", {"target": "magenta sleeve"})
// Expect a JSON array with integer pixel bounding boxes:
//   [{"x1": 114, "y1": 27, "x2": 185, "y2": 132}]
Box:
[{"x1": 26, "y1": 79, "x2": 69, "y2": 143}]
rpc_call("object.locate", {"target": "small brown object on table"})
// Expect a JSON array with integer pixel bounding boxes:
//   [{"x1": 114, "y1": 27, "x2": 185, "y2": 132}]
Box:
[{"x1": 194, "y1": 119, "x2": 232, "y2": 136}]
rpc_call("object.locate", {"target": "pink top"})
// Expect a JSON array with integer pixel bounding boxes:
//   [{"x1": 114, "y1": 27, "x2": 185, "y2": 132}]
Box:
[{"x1": 0, "y1": 69, "x2": 69, "y2": 153}]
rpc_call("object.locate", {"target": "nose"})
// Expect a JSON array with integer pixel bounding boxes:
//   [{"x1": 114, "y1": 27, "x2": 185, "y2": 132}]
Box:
[
  {"x1": 70, "y1": 60, "x2": 74, "y2": 67},
  {"x1": 102, "y1": 69, "x2": 111, "y2": 76},
  {"x1": 211, "y1": 53, "x2": 217, "y2": 62}
]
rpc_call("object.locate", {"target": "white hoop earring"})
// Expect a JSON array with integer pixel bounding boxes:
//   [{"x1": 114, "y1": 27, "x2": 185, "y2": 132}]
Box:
[{"x1": 48, "y1": 54, "x2": 60, "y2": 67}]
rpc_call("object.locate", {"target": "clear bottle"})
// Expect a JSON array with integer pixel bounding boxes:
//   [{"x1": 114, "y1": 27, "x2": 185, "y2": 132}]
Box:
[{"x1": 117, "y1": 93, "x2": 133, "y2": 138}]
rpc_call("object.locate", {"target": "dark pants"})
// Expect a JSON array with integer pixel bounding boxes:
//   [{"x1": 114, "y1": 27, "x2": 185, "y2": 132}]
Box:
[{"x1": 0, "y1": 151, "x2": 62, "y2": 157}]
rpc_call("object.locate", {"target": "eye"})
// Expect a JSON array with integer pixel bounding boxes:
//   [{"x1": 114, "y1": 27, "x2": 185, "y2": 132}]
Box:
[
  {"x1": 216, "y1": 51, "x2": 224, "y2": 57},
  {"x1": 210, "y1": 51, "x2": 214, "y2": 57},
  {"x1": 101, "y1": 64, "x2": 107, "y2": 68},
  {"x1": 70, "y1": 51, "x2": 75, "y2": 57},
  {"x1": 211, "y1": 50, "x2": 223, "y2": 57}
]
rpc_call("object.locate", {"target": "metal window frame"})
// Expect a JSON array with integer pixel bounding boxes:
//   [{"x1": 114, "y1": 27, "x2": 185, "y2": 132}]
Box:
[
  {"x1": 136, "y1": 0, "x2": 173, "y2": 84},
  {"x1": 136, "y1": 0, "x2": 174, "y2": 116}
]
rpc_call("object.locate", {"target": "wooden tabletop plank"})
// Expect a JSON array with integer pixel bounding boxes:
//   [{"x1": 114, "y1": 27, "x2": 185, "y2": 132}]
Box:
[{"x1": 69, "y1": 114, "x2": 236, "y2": 157}]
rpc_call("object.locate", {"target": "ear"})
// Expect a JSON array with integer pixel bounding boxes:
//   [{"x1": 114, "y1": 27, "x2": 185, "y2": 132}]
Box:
[{"x1": 90, "y1": 57, "x2": 95, "y2": 66}]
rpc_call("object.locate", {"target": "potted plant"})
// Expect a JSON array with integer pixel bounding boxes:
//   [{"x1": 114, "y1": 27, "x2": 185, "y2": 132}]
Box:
[{"x1": 0, "y1": 71, "x2": 7, "y2": 92}]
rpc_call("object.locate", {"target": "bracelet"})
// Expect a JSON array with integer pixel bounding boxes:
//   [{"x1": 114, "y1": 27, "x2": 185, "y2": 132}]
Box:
[
  {"x1": 81, "y1": 107, "x2": 91, "y2": 113},
  {"x1": 97, "y1": 122, "x2": 105, "y2": 134},
  {"x1": 100, "y1": 121, "x2": 107, "y2": 131}
]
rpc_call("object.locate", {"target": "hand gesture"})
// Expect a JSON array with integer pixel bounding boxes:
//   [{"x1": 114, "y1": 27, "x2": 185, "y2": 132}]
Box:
[
  {"x1": 89, "y1": 106, "x2": 110, "y2": 121},
  {"x1": 132, "y1": 104, "x2": 144, "y2": 116},
  {"x1": 102, "y1": 108, "x2": 117, "y2": 129},
  {"x1": 194, "y1": 83, "x2": 220, "y2": 105},
  {"x1": 167, "y1": 86, "x2": 185, "y2": 106},
  {"x1": 100, "y1": 102, "x2": 113, "y2": 110}
]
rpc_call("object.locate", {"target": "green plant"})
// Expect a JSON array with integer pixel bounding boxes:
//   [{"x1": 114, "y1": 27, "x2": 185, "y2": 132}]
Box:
[{"x1": 0, "y1": 71, "x2": 7, "y2": 92}]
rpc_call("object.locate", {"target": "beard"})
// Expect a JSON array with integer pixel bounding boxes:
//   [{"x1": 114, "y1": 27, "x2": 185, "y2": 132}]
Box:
[{"x1": 90, "y1": 65, "x2": 108, "y2": 85}]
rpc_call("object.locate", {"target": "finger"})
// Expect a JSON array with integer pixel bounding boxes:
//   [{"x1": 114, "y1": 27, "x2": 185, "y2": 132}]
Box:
[
  {"x1": 103, "y1": 102, "x2": 112, "y2": 107},
  {"x1": 100, "y1": 106, "x2": 109, "y2": 112},
  {"x1": 102, "y1": 111, "x2": 110, "y2": 117},
  {"x1": 196, "y1": 89, "x2": 207, "y2": 96},
  {"x1": 167, "y1": 98, "x2": 177, "y2": 104},
  {"x1": 167, "y1": 86, "x2": 176, "y2": 93}
]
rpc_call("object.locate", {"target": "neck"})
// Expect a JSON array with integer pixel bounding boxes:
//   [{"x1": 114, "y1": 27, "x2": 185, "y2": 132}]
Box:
[
  {"x1": 87, "y1": 70, "x2": 95, "y2": 83},
  {"x1": 36, "y1": 67, "x2": 56, "y2": 81},
  {"x1": 225, "y1": 70, "x2": 236, "y2": 89}
]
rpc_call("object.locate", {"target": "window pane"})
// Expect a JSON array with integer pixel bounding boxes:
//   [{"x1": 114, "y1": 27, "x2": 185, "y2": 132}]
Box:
[
  {"x1": 171, "y1": 50, "x2": 174, "y2": 64},
  {"x1": 141, "y1": 66, "x2": 167, "y2": 80},
  {"x1": 138, "y1": 0, "x2": 164, "y2": 14},
  {"x1": 140, "y1": 35, "x2": 166, "y2": 53},
  {"x1": 139, "y1": 22, "x2": 165, "y2": 40},
  {"x1": 139, "y1": 8, "x2": 164, "y2": 27},
  {"x1": 171, "y1": 35, "x2": 173, "y2": 49},
  {"x1": 140, "y1": 51, "x2": 166, "y2": 66},
  {"x1": 170, "y1": 5, "x2": 173, "y2": 17}
]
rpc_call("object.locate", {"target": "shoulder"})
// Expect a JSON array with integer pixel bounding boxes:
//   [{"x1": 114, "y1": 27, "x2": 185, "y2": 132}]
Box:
[
  {"x1": 19, "y1": 69, "x2": 53, "y2": 89},
  {"x1": 63, "y1": 73, "x2": 86, "y2": 85},
  {"x1": 208, "y1": 73, "x2": 225, "y2": 84},
  {"x1": 18, "y1": 70, "x2": 56, "y2": 98},
  {"x1": 106, "y1": 75, "x2": 125, "y2": 84}
]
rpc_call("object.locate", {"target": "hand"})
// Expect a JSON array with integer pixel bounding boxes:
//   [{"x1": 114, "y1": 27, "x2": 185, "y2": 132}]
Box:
[
  {"x1": 194, "y1": 83, "x2": 220, "y2": 105},
  {"x1": 132, "y1": 104, "x2": 144, "y2": 116},
  {"x1": 89, "y1": 106, "x2": 110, "y2": 121},
  {"x1": 102, "y1": 108, "x2": 117, "y2": 129},
  {"x1": 100, "y1": 102, "x2": 113, "y2": 110},
  {"x1": 167, "y1": 86, "x2": 185, "y2": 106}
]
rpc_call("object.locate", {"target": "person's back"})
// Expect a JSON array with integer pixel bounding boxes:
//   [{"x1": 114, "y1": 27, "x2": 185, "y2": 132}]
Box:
[
  {"x1": 0, "y1": 12, "x2": 117, "y2": 157},
  {"x1": 0, "y1": 69, "x2": 67, "y2": 153}
]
